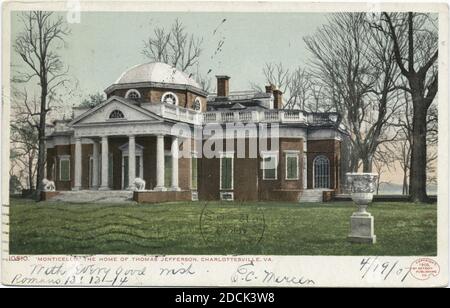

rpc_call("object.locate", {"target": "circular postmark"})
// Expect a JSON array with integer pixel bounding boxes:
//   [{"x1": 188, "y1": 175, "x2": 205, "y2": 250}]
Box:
[
  {"x1": 410, "y1": 258, "x2": 440, "y2": 280},
  {"x1": 199, "y1": 202, "x2": 266, "y2": 250}
]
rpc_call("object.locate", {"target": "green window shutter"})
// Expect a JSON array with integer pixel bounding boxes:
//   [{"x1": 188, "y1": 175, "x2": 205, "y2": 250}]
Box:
[
  {"x1": 60, "y1": 159, "x2": 70, "y2": 181},
  {"x1": 286, "y1": 156, "x2": 298, "y2": 179},
  {"x1": 165, "y1": 155, "x2": 172, "y2": 188},
  {"x1": 221, "y1": 157, "x2": 232, "y2": 189}
]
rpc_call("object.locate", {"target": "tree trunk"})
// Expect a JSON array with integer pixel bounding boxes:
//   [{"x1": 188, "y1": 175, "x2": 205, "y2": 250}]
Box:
[
  {"x1": 409, "y1": 94, "x2": 429, "y2": 202},
  {"x1": 28, "y1": 155, "x2": 34, "y2": 190},
  {"x1": 35, "y1": 81, "x2": 48, "y2": 201},
  {"x1": 362, "y1": 155, "x2": 373, "y2": 173}
]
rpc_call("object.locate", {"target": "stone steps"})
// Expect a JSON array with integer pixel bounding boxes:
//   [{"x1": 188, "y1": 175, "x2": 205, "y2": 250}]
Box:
[
  {"x1": 49, "y1": 190, "x2": 134, "y2": 204},
  {"x1": 299, "y1": 189, "x2": 333, "y2": 203}
]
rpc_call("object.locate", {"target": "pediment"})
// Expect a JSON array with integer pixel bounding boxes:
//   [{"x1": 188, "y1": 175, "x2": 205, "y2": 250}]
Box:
[{"x1": 70, "y1": 96, "x2": 162, "y2": 126}]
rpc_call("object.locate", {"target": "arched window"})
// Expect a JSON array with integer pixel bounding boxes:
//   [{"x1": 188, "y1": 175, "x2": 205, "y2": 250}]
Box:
[
  {"x1": 125, "y1": 89, "x2": 141, "y2": 100},
  {"x1": 313, "y1": 155, "x2": 330, "y2": 188},
  {"x1": 193, "y1": 97, "x2": 202, "y2": 111},
  {"x1": 161, "y1": 92, "x2": 178, "y2": 105},
  {"x1": 109, "y1": 110, "x2": 125, "y2": 119}
]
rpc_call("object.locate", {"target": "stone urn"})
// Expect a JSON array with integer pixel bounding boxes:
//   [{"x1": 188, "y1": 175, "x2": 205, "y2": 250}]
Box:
[
  {"x1": 346, "y1": 172, "x2": 378, "y2": 244},
  {"x1": 346, "y1": 173, "x2": 378, "y2": 214}
]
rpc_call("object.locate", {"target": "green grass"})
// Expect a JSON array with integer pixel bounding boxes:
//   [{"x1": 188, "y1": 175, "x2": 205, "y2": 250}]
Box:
[{"x1": 9, "y1": 198, "x2": 437, "y2": 256}]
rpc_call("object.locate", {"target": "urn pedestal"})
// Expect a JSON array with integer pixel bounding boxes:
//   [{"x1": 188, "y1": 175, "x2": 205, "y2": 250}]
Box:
[{"x1": 346, "y1": 173, "x2": 378, "y2": 244}]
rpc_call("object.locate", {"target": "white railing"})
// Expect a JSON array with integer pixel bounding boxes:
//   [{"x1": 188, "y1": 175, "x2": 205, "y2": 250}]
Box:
[
  {"x1": 154, "y1": 103, "x2": 336, "y2": 126},
  {"x1": 202, "y1": 110, "x2": 309, "y2": 124},
  {"x1": 158, "y1": 103, "x2": 201, "y2": 124}
]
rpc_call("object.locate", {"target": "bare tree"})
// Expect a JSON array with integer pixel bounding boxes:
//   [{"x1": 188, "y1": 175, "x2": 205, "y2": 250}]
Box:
[
  {"x1": 377, "y1": 12, "x2": 438, "y2": 202},
  {"x1": 304, "y1": 13, "x2": 402, "y2": 172},
  {"x1": 255, "y1": 62, "x2": 313, "y2": 110},
  {"x1": 10, "y1": 88, "x2": 40, "y2": 191},
  {"x1": 13, "y1": 11, "x2": 70, "y2": 199},
  {"x1": 373, "y1": 147, "x2": 395, "y2": 194},
  {"x1": 142, "y1": 19, "x2": 203, "y2": 72}
]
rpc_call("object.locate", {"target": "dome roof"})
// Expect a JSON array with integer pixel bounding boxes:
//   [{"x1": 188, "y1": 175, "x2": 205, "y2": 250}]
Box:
[{"x1": 114, "y1": 62, "x2": 201, "y2": 89}]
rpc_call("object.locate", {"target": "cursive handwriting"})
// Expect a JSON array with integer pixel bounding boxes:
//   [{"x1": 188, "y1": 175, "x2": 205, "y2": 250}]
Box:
[
  {"x1": 231, "y1": 262, "x2": 315, "y2": 286},
  {"x1": 11, "y1": 263, "x2": 146, "y2": 287}
]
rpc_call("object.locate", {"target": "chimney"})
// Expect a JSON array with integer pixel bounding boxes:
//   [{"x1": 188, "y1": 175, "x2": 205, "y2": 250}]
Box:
[
  {"x1": 265, "y1": 84, "x2": 275, "y2": 94},
  {"x1": 273, "y1": 89, "x2": 283, "y2": 109},
  {"x1": 216, "y1": 75, "x2": 230, "y2": 97}
]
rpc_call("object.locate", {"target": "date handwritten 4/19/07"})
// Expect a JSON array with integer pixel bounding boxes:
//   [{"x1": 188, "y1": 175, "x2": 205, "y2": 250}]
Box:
[{"x1": 360, "y1": 257, "x2": 411, "y2": 282}]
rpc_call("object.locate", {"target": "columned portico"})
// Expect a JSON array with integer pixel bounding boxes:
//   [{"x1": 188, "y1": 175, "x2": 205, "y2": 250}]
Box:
[
  {"x1": 170, "y1": 136, "x2": 180, "y2": 191},
  {"x1": 99, "y1": 136, "x2": 109, "y2": 190},
  {"x1": 127, "y1": 135, "x2": 136, "y2": 190},
  {"x1": 73, "y1": 137, "x2": 82, "y2": 190},
  {"x1": 154, "y1": 134, "x2": 166, "y2": 191}
]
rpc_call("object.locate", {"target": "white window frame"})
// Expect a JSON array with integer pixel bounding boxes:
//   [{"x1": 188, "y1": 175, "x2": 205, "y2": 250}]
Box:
[
  {"x1": 108, "y1": 109, "x2": 126, "y2": 120},
  {"x1": 313, "y1": 155, "x2": 331, "y2": 189},
  {"x1": 220, "y1": 152, "x2": 234, "y2": 190},
  {"x1": 285, "y1": 151, "x2": 300, "y2": 180},
  {"x1": 161, "y1": 91, "x2": 179, "y2": 106},
  {"x1": 59, "y1": 155, "x2": 71, "y2": 181},
  {"x1": 125, "y1": 89, "x2": 141, "y2": 99},
  {"x1": 193, "y1": 97, "x2": 202, "y2": 111},
  {"x1": 261, "y1": 151, "x2": 278, "y2": 180}
]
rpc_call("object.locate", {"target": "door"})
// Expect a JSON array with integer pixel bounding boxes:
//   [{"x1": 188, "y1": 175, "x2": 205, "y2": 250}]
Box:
[
  {"x1": 123, "y1": 156, "x2": 129, "y2": 189},
  {"x1": 122, "y1": 155, "x2": 141, "y2": 189}
]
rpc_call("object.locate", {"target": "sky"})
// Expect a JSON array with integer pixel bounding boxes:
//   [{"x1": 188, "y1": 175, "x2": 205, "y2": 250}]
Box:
[{"x1": 11, "y1": 11, "x2": 328, "y2": 100}]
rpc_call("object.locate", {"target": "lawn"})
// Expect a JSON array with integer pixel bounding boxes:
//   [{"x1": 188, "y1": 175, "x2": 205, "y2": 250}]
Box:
[{"x1": 9, "y1": 198, "x2": 437, "y2": 256}]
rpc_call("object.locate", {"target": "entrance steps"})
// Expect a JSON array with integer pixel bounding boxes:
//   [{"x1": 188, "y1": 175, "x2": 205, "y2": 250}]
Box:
[
  {"x1": 49, "y1": 190, "x2": 134, "y2": 204},
  {"x1": 299, "y1": 189, "x2": 333, "y2": 203}
]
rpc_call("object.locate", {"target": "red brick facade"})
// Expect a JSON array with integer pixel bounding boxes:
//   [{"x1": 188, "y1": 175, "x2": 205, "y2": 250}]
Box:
[{"x1": 46, "y1": 135, "x2": 341, "y2": 201}]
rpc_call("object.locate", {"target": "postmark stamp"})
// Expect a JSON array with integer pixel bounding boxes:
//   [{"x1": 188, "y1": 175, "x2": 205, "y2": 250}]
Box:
[{"x1": 199, "y1": 202, "x2": 266, "y2": 251}]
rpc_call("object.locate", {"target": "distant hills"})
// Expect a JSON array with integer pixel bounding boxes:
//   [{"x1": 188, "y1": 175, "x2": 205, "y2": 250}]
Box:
[{"x1": 377, "y1": 182, "x2": 437, "y2": 195}]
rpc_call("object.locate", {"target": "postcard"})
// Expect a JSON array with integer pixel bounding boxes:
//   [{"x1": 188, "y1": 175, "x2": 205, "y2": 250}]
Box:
[{"x1": 1, "y1": 0, "x2": 448, "y2": 288}]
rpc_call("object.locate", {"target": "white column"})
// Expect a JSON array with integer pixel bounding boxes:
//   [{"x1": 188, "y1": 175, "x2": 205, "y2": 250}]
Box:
[
  {"x1": 92, "y1": 140, "x2": 100, "y2": 189},
  {"x1": 128, "y1": 135, "x2": 136, "y2": 190},
  {"x1": 99, "y1": 136, "x2": 109, "y2": 190},
  {"x1": 73, "y1": 137, "x2": 82, "y2": 190},
  {"x1": 303, "y1": 139, "x2": 308, "y2": 189},
  {"x1": 154, "y1": 134, "x2": 166, "y2": 191},
  {"x1": 170, "y1": 136, "x2": 180, "y2": 191}
]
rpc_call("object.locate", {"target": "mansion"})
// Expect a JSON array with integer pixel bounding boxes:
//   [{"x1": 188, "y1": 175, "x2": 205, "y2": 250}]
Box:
[{"x1": 45, "y1": 62, "x2": 344, "y2": 202}]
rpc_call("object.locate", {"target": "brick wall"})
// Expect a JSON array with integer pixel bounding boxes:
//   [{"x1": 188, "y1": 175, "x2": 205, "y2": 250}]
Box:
[
  {"x1": 108, "y1": 87, "x2": 207, "y2": 112},
  {"x1": 198, "y1": 137, "x2": 305, "y2": 202}
]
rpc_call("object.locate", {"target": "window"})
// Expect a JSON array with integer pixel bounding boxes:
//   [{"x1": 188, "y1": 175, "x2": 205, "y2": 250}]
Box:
[
  {"x1": 262, "y1": 153, "x2": 278, "y2": 180},
  {"x1": 161, "y1": 92, "x2": 179, "y2": 105},
  {"x1": 285, "y1": 153, "x2": 299, "y2": 180},
  {"x1": 59, "y1": 157, "x2": 70, "y2": 181},
  {"x1": 193, "y1": 97, "x2": 202, "y2": 111},
  {"x1": 109, "y1": 110, "x2": 125, "y2": 119},
  {"x1": 314, "y1": 155, "x2": 330, "y2": 188},
  {"x1": 220, "y1": 153, "x2": 234, "y2": 190},
  {"x1": 125, "y1": 89, "x2": 141, "y2": 100},
  {"x1": 191, "y1": 154, "x2": 198, "y2": 190}
]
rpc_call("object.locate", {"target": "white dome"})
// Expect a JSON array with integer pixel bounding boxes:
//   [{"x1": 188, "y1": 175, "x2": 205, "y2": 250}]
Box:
[{"x1": 115, "y1": 62, "x2": 201, "y2": 88}]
